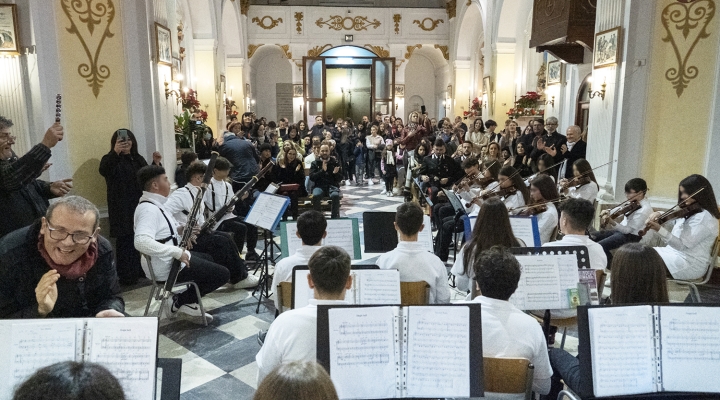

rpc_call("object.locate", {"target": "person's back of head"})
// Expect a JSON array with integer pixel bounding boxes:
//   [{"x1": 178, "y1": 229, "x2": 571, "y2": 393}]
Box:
[
  {"x1": 395, "y1": 202, "x2": 424, "y2": 237},
  {"x1": 137, "y1": 165, "x2": 166, "y2": 192},
  {"x1": 254, "y1": 361, "x2": 338, "y2": 400},
  {"x1": 559, "y1": 198, "x2": 595, "y2": 234},
  {"x1": 611, "y1": 243, "x2": 669, "y2": 304},
  {"x1": 296, "y1": 210, "x2": 327, "y2": 245},
  {"x1": 185, "y1": 161, "x2": 207, "y2": 183},
  {"x1": 180, "y1": 152, "x2": 198, "y2": 166},
  {"x1": 308, "y1": 245, "x2": 351, "y2": 298},
  {"x1": 13, "y1": 361, "x2": 125, "y2": 400},
  {"x1": 473, "y1": 246, "x2": 521, "y2": 301}
]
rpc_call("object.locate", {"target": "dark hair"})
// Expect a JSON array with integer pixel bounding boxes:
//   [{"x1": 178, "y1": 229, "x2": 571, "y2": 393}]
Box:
[
  {"x1": 499, "y1": 165, "x2": 530, "y2": 204},
  {"x1": 559, "y1": 198, "x2": 595, "y2": 232},
  {"x1": 13, "y1": 361, "x2": 125, "y2": 400},
  {"x1": 185, "y1": 161, "x2": 207, "y2": 182},
  {"x1": 259, "y1": 143, "x2": 273, "y2": 153},
  {"x1": 308, "y1": 246, "x2": 351, "y2": 296},
  {"x1": 214, "y1": 156, "x2": 231, "y2": 171},
  {"x1": 463, "y1": 198, "x2": 518, "y2": 275},
  {"x1": 395, "y1": 202, "x2": 424, "y2": 236},
  {"x1": 484, "y1": 160, "x2": 501, "y2": 179},
  {"x1": 624, "y1": 178, "x2": 647, "y2": 194},
  {"x1": 137, "y1": 165, "x2": 166, "y2": 191},
  {"x1": 0, "y1": 115, "x2": 14, "y2": 130},
  {"x1": 538, "y1": 153, "x2": 555, "y2": 177},
  {"x1": 110, "y1": 129, "x2": 139, "y2": 155},
  {"x1": 254, "y1": 361, "x2": 338, "y2": 400},
  {"x1": 461, "y1": 156, "x2": 480, "y2": 170},
  {"x1": 473, "y1": 246, "x2": 521, "y2": 300},
  {"x1": 267, "y1": 121, "x2": 277, "y2": 129},
  {"x1": 485, "y1": 119, "x2": 497, "y2": 129},
  {"x1": 573, "y1": 159, "x2": 598, "y2": 187},
  {"x1": 531, "y1": 174, "x2": 559, "y2": 202},
  {"x1": 180, "y1": 152, "x2": 198, "y2": 166},
  {"x1": 296, "y1": 210, "x2": 327, "y2": 245},
  {"x1": 611, "y1": 243, "x2": 669, "y2": 304},
  {"x1": 679, "y1": 174, "x2": 720, "y2": 218},
  {"x1": 433, "y1": 138, "x2": 446, "y2": 148}
]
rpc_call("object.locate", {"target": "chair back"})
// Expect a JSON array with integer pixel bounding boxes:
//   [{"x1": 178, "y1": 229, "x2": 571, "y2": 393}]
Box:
[
  {"x1": 400, "y1": 281, "x2": 430, "y2": 306},
  {"x1": 595, "y1": 269, "x2": 606, "y2": 292},
  {"x1": 699, "y1": 237, "x2": 720, "y2": 285},
  {"x1": 483, "y1": 357, "x2": 534, "y2": 399},
  {"x1": 278, "y1": 281, "x2": 293, "y2": 312}
]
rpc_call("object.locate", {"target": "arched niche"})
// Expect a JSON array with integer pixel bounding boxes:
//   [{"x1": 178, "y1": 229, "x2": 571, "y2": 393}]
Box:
[
  {"x1": 221, "y1": 0, "x2": 242, "y2": 57},
  {"x1": 249, "y1": 45, "x2": 293, "y2": 121},
  {"x1": 405, "y1": 46, "x2": 448, "y2": 120}
]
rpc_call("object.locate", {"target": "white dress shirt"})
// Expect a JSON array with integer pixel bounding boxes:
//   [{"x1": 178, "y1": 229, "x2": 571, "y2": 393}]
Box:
[
  {"x1": 376, "y1": 241, "x2": 451, "y2": 304},
  {"x1": 536, "y1": 203, "x2": 558, "y2": 244},
  {"x1": 451, "y1": 247, "x2": 473, "y2": 292},
  {"x1": 271, "y1": 245, "x2": 323, "y2": 308},
  {"x1": 608, "y1": 197, "x2": 653, "y2": 235},
  {"x1": 567, "y1": 182, "x2": 599, "y2": 202},
  {"x1": 255, "y1": 299, "x2": 348, "y2": 384},
  {"x1": 165, "y1": 184, "x2": 205, "y2": 226},
  {"x1": 466, "y1": 296, "x2": 552, "y2": 396},
  {"x1": 133, "y1": 191, "x2": 185, "y2": 280},
  {"x1": 503, "y1": 191, "x2": 526, "y2": 214},
  {"x1": 203, "y1": 177, "x2": 236, "y2": 229},
  {"x1": 655, "y1": 209, "x2": 718, "y2": 280}
]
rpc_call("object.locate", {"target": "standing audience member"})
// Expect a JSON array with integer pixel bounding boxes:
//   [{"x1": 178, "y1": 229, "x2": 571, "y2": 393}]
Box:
[
  {"x1": 309, "y1": 144, "x2": 342, "y2": 219},
  {"x1": 254, "y1": 361, "x2": 339, "y2": 400},
  {"x1": 0, "y1": 196, "x2": 125, "y2": 318},
  {"x1": 99, "y1": 129, "x2": 162, "y2": 285},
  {"x1": 13, "y1": 361, "x2": 126, "y2": 400},
  {"x1": 353, "y1": 140, "x2": 367, "y2": 186},
  {"x1": 550, "y1": 125, "x2": 586, "y2": 179},
  {"x1": 274, "y1": 147, "x2": 306, "y2": 220},
  {"x1": 174, "y1": 152, "x2": 197, "y2": 188}
]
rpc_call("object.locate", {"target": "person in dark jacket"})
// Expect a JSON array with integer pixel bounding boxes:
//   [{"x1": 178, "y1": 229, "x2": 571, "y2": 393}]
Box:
[
  {"x1": 217, "y1": 132, "x2": 260, "y2": 187},
  {"x1": 174, "y1": 151, "x2": 197, "y2": 188},
  {"x1": 0, "y1": 196, "x2": 125, "y2": 318},
  {"x1": 310, "y1": 144, "x2": 342, "y2": 218},
  {"x1": 98, "y1": 129, "x2": 161, "y2": 285},
  {"x1": 0, "y1": 117, "x2": 72, "y2": 239},
  {"x1": 274, "y1": 147, "x2": 307, "y2": 220}
]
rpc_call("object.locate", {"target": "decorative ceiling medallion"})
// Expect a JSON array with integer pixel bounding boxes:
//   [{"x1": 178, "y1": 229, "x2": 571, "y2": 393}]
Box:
[
  {"x1": 661, "y1": 0, "x2": 715, "y2": 97},
  {"x1": 308, "y1": 44, "x2": 333, "y2": 57},
  {"x1": 434, "y1": 44, "x2": 449, "y2": 60},
  {"x1": 364, "y1": 45, "x2": 389, "y2": 57},
  {"x1": 404, "y1": 44, "x2": 422, "y2": 59},
  {"x1": 315, "y1": 15, "x2": 381, "y2": 31},
  {"x1": 247, "y1": 44, "x2": 264, "y2": 59},
  {"x1": 294, "y1": 12, "x2": 303, "y2": 34},
  {"x1": 276, "y1": 44, "x2": 292, "y2": 59},
  {"x1": 393, "y1": 14, "x2": 401, "y2": 34},
  {"x1": 252, "y1": 15, "x2": 283, "y2": 30},
  {"x1": 413, "y1": 18, "x2": 444, "y2": 31},
  {"x1": 60, "y1": 0, "x2": 116, "y2": 98}
]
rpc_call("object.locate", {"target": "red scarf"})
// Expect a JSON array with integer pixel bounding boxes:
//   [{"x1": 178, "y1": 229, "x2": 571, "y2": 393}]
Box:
[{"x1": 37, "y1": 234, "x2": 99, "y2": 280}]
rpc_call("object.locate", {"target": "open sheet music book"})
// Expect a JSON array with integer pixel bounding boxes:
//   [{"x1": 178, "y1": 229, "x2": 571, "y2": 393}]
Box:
[
  {"x1": 292, "y1": 267, "x2": 401, "y2": 308},
  {"x1": 317, "y1": 304, "x2": 483, "y2": 399},
  {"x1": 245, "y1": 193, "x2": 290, "y2": 231},
  {"x1": 280, "y1": 218, "x2": 361, "y2": 259},
  {"x1": 0, "y1": 317, "x2": 158, "y2": 400},
  {"x1": 580, "y1": 305, "x2": 720, "y2": 398}
]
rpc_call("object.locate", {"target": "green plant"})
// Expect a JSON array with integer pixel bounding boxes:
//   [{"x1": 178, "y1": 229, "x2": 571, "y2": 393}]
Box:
[{"x1": 174, "y1": 110, "x2": 206, "y2": 148}]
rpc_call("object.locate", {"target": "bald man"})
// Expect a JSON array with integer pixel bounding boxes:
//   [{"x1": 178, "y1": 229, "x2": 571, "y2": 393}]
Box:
[{"x1": 546, "y1": 125, "x2": 586, "y2": 179}]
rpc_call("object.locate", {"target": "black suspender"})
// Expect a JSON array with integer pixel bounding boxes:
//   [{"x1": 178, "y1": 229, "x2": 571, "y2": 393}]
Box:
[
  {"x1": 140, "y1": 201, "x2": 178, "y2": 245},
  {"x1": 182, "y1": 186, "x2": 196, "y2": 215},
  {"x1": 207, "y1": 181, "x2": 230, "y2": 213}
]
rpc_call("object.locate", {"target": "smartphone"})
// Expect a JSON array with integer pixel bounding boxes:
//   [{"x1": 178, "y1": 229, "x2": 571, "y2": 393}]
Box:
[
  {"x1": 117, "y1": 129, "x2": 129, "y2": 142},
  {"x1": 421, "y1": 105, "x2": 427, "y2": 115},
  {"x1": 195, "y1": 120, "x2": 202, "y2": 125}
]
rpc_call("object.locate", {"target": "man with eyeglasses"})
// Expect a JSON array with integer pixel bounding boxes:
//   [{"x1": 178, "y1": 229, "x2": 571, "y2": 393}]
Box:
[
  {"x1": 530, "y1": 117, "x2": 567, "y2": 165},
  {"x1": 0, "y1": 116, "x2": 73, "y2": 238},
  {"x1": 0, "y1": 196, "x2": 125, "y2": 318}
]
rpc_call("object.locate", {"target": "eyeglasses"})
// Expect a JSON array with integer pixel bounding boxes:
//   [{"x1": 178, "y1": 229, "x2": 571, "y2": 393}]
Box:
[
  {"x1": 545, "y1": 123, "x2": 558, "y2": 126},
  {"x1": 45, "y1": 220, "x2": 95, "y2": 244},
  {"x1": 0, "y1": 134, "x2": 17, "y2": 140}
]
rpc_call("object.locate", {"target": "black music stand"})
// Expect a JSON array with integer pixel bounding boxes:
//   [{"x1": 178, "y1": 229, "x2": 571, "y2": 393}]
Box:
[
  {"x1": 362, "y1": 212, "x2": 399, "y2": 253},
  {"x1": 252, "y1": 228, "x2": 282, "y2": 313}
]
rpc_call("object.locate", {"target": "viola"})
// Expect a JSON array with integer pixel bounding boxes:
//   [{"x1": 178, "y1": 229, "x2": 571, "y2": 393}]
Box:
[{"x1": 638, "y1": 202, "x2": 702, "y2": 237}]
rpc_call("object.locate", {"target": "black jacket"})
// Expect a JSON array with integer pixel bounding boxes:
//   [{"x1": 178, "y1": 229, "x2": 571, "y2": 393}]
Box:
[
  {"x1": 274, "y1": 160, "x2": 308, "y2": 197},
  {"x1": 0, "y1": 221, "x2": 124, "y2": 318},
  {"x1": 310, "y1": 157, "x2": 342, "y2": 189},
  {"x1": 561, "y1": 140, "x2": 587, "y2": 179},
  {"x1": 419, "y1": 155, "x2": 463, "y2": 188},
  {"x1": 99, "y1": 151, "x2": 148, "y2": 237}
]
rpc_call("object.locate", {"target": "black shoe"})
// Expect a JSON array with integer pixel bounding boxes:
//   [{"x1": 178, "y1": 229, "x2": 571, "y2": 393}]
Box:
[{"x1": 245, "y1": 252, "x2": 260, "y2": 262}]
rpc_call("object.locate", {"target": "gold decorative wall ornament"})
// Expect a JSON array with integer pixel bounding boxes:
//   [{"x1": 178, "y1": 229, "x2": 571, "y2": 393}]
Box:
[
  {"x1": 446, "y1": 0, "x2": 457, "y2": 19},
  {"x1": 466, "y1": 0, "x2": 471, "y2": 6},
  {"x1": 413, "y1": 18, "x2": 444, "y2": 31},
  {"x1": 661, "y1": 0, "x2": 715, "y2": 97},
  {"x1": 308, "y1": 44, "x2": 332, "y2": 57},
  {"x1": 404, "y1": 44, "x2": 422, "y2": 59},
  {"x1": 276, "y1": 44, "x2": 292, "y2": 59},
  {"x1": 60, "y1": 0, "x2": 115, "y2": 98},
  {"x1": 315, "y1": 15, "x2": 381, "y2": 31},
  {"x1": 434, "y1": 44, "x2": 449, "y2": 60},
  {"x1": 364, "y1": 45, "x2": 389, "y2": 57},
  {"x1": 395, "y1": 59, "x2": 406, "y2": 71},
  {"x1": 247, "y1": 44, "x2": 264, "y2": 59},
  {"x1": 252, "y1": 15, "x2": 283, "y2": 30},
  {"x1": 240, "y1": 0, "x2": 249, "y2": 16},
  {"x1": 393, "y1": 14, "x2": 401, "y2": 34},
  {"x1": 294, "y1": 12, "x2": 303, "y2": 34}
]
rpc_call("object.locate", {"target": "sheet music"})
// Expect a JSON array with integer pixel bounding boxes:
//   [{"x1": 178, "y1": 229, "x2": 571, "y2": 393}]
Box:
[
  {"x1": 556, "y1": 255, "x2": 581, "y2": 309},
  {"x1": 509, "y1": 255, "x2": 563, "y2": 310},
  {"x1": 325, "y1": 220, "x2": 357, "y2": 258},
  {"x1": 405, "y1": 306, "x2": 470, "y2": 398},
  {"x1": 245, "y1": 193, "x2": 288, "y2": 230},
  {"x1": 416, "y1": 215, "x2": 434, "y2": 253},
  {"x1": 358, "y1": 270, "x2": 401, "y2": 305},
  {"x1": 588, "y1": 306, "x2": 656, "y2": 397},
  {"x1": 509, "y1": 216, "x2": 538, "y2": 247},
  {"x1": 328, "y1": 307, "x2": 397, "y2": 399},
  {"x1": 86, "y1": 318, "x2": 158, "y2": 400},
  {"x1": 659, "y1": 306, "x2": 720, "y2": 393}
]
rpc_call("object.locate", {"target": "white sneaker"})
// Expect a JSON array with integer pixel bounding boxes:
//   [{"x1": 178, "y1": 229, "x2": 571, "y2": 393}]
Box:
[
  {"x1": 178, "y1": 304, "x2": 213, "y2": 322},
  {"x1": 380, "y1": 188, "x2": 387, "y2": 194},
  {"x1": 368, "y1": 180, "x2": 374, "y2": 185},
  {"x1": 604, "y1": 274, "x2": 611, "y2": 288},
  {"x1": 164, "y1": 299, "x2": 178, "y2": 320},
  {"x1": 346, "y1": 179, "x2": 351, "y2": 186},
  {"x1": 234, "y1": 274, "x2": 260, "y2": 289}
]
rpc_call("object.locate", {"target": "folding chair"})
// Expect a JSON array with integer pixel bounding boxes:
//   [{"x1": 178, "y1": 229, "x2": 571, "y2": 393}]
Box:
[
  {"x1": 142, "y1": 254, "x2": 209, "y2": 326},
  {"x1": 483, "y1": 357, "x2": 535, "y2": 400},
  {"x1": 276, "y1": 281, "x2": 293, "y2": 313},
  {"x1": 558, "y1": 389, "x2": 582, "y2": 399},
  {"x1": 667, "y1": 236, "x2": 719, "y2": 303},
  {"x1": 400, "y1": 281, "x2": 430, "y2": 305}
]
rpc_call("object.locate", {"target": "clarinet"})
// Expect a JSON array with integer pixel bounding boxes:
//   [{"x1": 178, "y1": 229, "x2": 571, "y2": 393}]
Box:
[
  {"x1": 199, "y1": 160, "x2": 275, "y2": 235},
  {"x1": 163, "y1": 152, "x2": 219, "y2": 293}
]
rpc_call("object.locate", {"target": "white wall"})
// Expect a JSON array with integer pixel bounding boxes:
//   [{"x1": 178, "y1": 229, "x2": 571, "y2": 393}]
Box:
[
  {"x1": 250, "y1": 47, "x2": 292, "y2": 121},
  {"x1": 405, "y1": 54, "x2": 437, "y2": 120}
]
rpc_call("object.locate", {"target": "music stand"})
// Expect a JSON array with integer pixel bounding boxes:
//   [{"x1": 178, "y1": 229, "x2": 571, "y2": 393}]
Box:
[{"x1": 413, "y1": 177, "x2": 433, "y2": 206}]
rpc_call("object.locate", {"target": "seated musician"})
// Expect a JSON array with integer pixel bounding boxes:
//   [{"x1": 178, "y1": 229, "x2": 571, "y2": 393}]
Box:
[
  {"x1": 165, "y1": 162, "x2": 258, "y2": 289},
  {"x1": 134, "y1": 165, "x2": 230, "y2": 322},
  {"x1": 466, "y1": 247, "x2": 552, "y2": 396},
  {"x1": 203, "y1": 157, "x2": 250, "y2": 256},
  {"x1": 274, "y1": 145, "x2": 307, "y2": 221},
  {"x1": 493, "y1": 165, "x2": 530, "y2": 213},
  {"x1": 418, "y1": 138, "x2": 463, "y2": 205},
  {"x1": 558, "y1": 159, "x2": 599, "y2": 202},
  {"x1": 590, "y1": 178, "x2": 653, "y2": 264},
  {"x1": 256, "y1": 246, "x2": 351, "y2": 383},
  {"x1": 309, "y1": 144, "x2": 342, "y2": 219},
  {"x1": 0, "y1": 196, "x2": 124, "y2": 318},
  {"x1": 526, "y1": 175, "x2": 559, "y2": 244},
  {"x1": 645, "y1": 174, "x2": 719, "y2": 280},
  {"x1": 271, "y1": 210, "x2": 326, "y2": 310},
  {"x1": 378, "y1": 202, "x2": 450, "y2": 304}
]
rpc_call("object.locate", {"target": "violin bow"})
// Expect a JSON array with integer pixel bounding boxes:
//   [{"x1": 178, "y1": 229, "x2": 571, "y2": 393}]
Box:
[{"x1": 657, "y1": 187, "x2": 705, "y2": 219}]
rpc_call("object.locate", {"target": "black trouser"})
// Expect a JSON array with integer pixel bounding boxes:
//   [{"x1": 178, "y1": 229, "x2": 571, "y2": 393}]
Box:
[
  {"x1": 542, "y1": 348, "x2": 592, "y2": 400},
  {"x1": 216, "y1": 219, "x2": 248, "y2": 253},
  {"x1": 193, "y1": 231, "x2": 248, "y2": 284},
  {"x1": 434, "y1": 215, "x2": 466, "y2": 262},
  {"x1": 175, "y1": 251, "x2": 230, "y2": 306},
  {"x1": 590, "y1": 230, "x2": 641, "y2": 267},
  {"x1": 231, "y1": 183, "x2": 260, "y2": 256},
  {"x1": 432, "y1": 203, "x2": 454, "y2": 230},
  {"x1": 115, "y1": 234, "x2": 143, "y2": 284},
  {"x1": 278, "y1": 190, "x2": 300, "y2": 220}
]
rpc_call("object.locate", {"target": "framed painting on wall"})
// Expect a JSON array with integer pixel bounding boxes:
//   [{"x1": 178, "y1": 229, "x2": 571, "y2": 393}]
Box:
[
  {"x1": 447, "y1": 84, "x2": 452, "y2": 99},
  {"x1": 394, "y1": 84, "x2": 405, "y2": 98},
  {"x1": 155, "y1": 23, "x2": 173, "y2": 66},
  {"x1": 547, "y1": 60, "x2": 562, "y2": 85},
  {"x1": 293, "y1": 84, "x2": 303, "y2": 97},
  {"x1": 171, "y1": 57, "x2": 182, "y2": 81},
  {"x1": 594, "y1": 27, "x2": 621, "y2": 69},
  {"x1": 0, "y1": 4, "x2": 20, "y2": 54}
]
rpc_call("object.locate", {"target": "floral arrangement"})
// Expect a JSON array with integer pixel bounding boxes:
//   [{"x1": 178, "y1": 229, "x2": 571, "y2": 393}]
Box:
[
  {"x1": 506, "y1": 91, "x2": 544, "y2": 119},
  {"x1": 181, "y1": 89, "x2": 200, "y2": 111},
  {"x1": 463, "y1": 97, "x2": 482, "y2": 118}
]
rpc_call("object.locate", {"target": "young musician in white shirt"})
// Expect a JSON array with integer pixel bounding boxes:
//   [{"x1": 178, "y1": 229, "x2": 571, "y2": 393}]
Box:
[
  {"x1": 558, "y1": 159, "x2": 599, "y2": 202},
  {"x1": 497, "y1": 165, "x2": 530, "y2": 213},
  {"x1": 256, "y1": 246, "x2": 352, "y2": 383},
  {"x1": 377, "y1": 202, "x2": 450, "y2": 304},
  {"x1": 467, "y1": 247, "x2": 552, "y2": 397},
  {"x1": 527, "y1": 175, "x2": 559, "y2": 244},
  {"x1": 203, "y1": 156, "x2": 250, "y2": 255},
  {"x1": 271, "y1": 210, "x2": 327, "y2": 309}
]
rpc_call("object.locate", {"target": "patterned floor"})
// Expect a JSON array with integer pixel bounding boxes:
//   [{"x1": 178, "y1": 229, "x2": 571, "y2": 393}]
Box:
[{"x1": 119, "y1": 181, "x2": 706, "y2": 399}]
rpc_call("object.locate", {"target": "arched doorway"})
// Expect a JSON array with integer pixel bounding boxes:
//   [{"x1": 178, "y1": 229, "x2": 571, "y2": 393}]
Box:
[
  {"x1": 576, "y1": 74, "x2": 591, "y2": 134},
  {"x1": 303, "y1": 46, "x2": 395, "y2": 123}
]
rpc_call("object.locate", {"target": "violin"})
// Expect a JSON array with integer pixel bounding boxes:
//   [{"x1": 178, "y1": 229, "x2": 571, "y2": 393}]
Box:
[
  {"x1": 601, "y1": 200, "x2": 642, "y2": 228},
  {"x1": 517, "y1": 201, "x2": 548, "y2": 216},
  {"x1": 560, "y1": 175, "x2": 591, "y2": 191},
  {"x1": 638, "y1": 202, "x2": 702, "y2": 237},
  {"x1": 465, "y1": 185, "x2": 517, "y2": 208}
]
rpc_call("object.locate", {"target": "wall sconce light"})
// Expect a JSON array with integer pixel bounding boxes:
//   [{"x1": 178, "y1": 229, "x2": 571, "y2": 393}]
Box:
[
  {"x1": 545, "y1": 96, "x2": 555, "y2": 107},
  {"x1": 588, "y1": 77, "x2": 606, "y2": 100},
  {"x1": 164, "y1": 79, "x2": 182, "y2": 105}
]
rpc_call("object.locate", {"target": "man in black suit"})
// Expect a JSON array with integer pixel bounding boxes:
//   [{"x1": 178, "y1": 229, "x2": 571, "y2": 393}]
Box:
[
  {"x1": 418, "y1": 138, "x2": 463, "y2": 205},
  {"x1": 546, "y1": 125, "x2": 586, "y2": 179}
]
